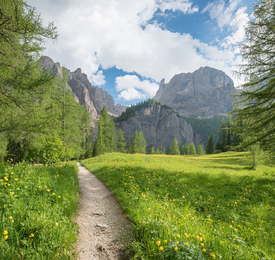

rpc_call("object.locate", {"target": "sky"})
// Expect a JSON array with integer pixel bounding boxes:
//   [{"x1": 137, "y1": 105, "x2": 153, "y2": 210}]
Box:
[{"x1": 27, "y1": 0, "x2": 254, "y2": 106}]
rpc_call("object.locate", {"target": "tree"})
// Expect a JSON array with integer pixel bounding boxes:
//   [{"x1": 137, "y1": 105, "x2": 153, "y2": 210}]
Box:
[
  {"x1": 0, "y1": 0, "x2": 57, "y2": 111},
  {"x1": 96, "y1": 106, "x2": 117, "y2": 155},
  {"x1": 189, "y1": 143, "x2": 196, "y2": 155},
  {"x1": 130, "y1": 130, "x2": 146, "y2": 154},
  {"x1": 197, "y1": 144, "x2": 205, "y2": 155},
  {"x1": 225, "y1": 116, "x2": 233, "y2": 150},
  {"x1": 218, "y1": 118, "x2": 226, "y2": 152},
  {"x1": 149, "y1": 147, "x2": 155, "y2": 154},
  {"x1": 232, "y1": 0, "x2": 275, "y2": 153},
  {"x1": 205, "y1": 135, "x2": 214, "y2": 154},
  {"x1": 170, "y1": 138, "x2": 180, "y2": 155},
  {"x1": 117, "y1": 129, "x2": 127, "y2": 153}
]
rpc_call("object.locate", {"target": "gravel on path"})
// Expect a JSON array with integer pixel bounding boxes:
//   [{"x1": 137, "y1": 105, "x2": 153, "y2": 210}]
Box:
[{"x1": 75, "y1": 163, "x2": 133, "y2": 260}]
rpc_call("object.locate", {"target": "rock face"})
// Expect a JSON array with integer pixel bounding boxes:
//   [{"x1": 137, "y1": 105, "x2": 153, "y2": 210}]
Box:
[
  {"x1": 116, "y1": 104, "x2": 199, "y2": 149},
  {"x1": 154, "y1": 67, "x2": 235, "y2": 118},
  {"x1": 39, "y1": 56, "x2": 126, "y2": 120}
]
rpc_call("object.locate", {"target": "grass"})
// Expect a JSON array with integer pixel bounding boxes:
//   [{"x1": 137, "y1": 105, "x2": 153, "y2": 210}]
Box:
[
  {"x1": 0, "y1": 160, "x2": 79, "y2": 260},
  {"x1": 82, "y1": 152, "x2": 275, "y2": 260}
]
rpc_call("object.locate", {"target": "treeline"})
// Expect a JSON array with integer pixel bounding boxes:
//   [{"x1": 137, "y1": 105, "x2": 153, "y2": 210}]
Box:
[
  {"x1": 0, "y1": 71, "x2": 93, "y2": 163},
  {"x1": 0, "y1": 1, "x2": 93, "y2": 163},
  {"x1": 114, "y1": 98, "x2": 170, "y2": 123},
  {"x1": 115, "y1": 97, "x2": 225, "y2": 146},
  {"x1": 94, "y1": 106, "x2": 206, "y2": 156}
]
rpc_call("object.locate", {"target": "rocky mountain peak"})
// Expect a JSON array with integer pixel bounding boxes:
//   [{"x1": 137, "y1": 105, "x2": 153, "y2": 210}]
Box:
[
  {"x1": 154, "y1": 66, "x2": 235, "y2": 118},
  {"x1": 39, "y1": 56, "x2": 127, "y2": 121}
]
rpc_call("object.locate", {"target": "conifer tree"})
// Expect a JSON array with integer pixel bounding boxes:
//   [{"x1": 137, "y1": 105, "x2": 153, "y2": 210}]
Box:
[
  {"x1": 232, "y1": 0, "x2": 275, "y2": 153},
  {"x1": 197, "y1": 144, "x2": 205, "y2": 155},
  {"x1": 189, "y1": 143, "x2": 196, "y2": 155},
  {"x1": 96, "y1": 106, "x2": 117, "y2": 155},
  {"x1": 218, "y1": 118, "x2": 226, "y2": 152},
  {"x1": 170, "y1": 138, "x2": 180, "y2": 155},
  {"x1": 117, "y1": 129, "x2": 127, "y2": 153},
  {"x1": 130, "y1": 130, "x2": 146, "y2": 154},
  {"x1": 206, "y1": 134, "x2": 214, "y2": 154},
  {"x1": 150, "y1": 147, "x2": 156, "y2": 154}
]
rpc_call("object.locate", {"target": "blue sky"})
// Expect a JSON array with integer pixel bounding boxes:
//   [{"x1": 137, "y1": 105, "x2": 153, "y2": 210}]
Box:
[{"x1": 27, "y1": 0, "x2": 254, "y2": 106}]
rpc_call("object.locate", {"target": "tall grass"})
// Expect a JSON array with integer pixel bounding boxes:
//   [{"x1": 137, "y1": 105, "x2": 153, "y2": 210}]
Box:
[
  {"x1": 82, "y1": 152, "x2": 275, "y2": 260},
  {"x1": 0, "y1": 160, "x2": 79, "y2": 259}
]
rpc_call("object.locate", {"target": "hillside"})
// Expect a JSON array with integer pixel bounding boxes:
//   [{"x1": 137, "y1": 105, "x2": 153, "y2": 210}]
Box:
[{"x1": 115, "y1": 99, "x2": 225, "y2": 148}]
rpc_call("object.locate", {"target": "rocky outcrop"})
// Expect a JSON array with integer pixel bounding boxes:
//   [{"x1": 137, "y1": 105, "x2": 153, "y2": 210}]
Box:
[
  {"x1": 154, "y1": 67, "x2": 235, "y2": 118},
  {"x1": 116, "y1": 104, "x2": 198, "y2": 149},
  {"x1": 39, "y1": 56, "x2": 126, "y2": 120}
]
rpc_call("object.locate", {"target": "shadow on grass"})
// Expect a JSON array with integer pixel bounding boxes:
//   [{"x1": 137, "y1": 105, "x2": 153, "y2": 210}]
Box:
[{"x1": 89, "y1": 163, "x2": 275, "y2": 225}]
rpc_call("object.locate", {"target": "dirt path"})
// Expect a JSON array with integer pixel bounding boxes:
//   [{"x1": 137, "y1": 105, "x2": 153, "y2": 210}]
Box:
[{"x1": 75, "y1": 163, "x2": 133, "y2": 260}]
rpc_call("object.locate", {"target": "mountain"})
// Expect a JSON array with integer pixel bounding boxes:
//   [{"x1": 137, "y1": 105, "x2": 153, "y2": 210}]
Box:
[
  {"x1": 115, "y1": 101, "x2": 200, "y2": 150},
  {"x1": 39, "y1": 56, "x2": 126, "y2": 121},
  {"x1": 154, "y1": 66, "x2": 235, "y2": 118}
]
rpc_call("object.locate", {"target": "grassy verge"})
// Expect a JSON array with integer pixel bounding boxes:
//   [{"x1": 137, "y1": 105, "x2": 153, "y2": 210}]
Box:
[
  {"x1": 82, "y1": 152, "x2": 275, "y2": 260},
  {"x1": 0, "y1": 160, "x2": 79, "y2": 260}
]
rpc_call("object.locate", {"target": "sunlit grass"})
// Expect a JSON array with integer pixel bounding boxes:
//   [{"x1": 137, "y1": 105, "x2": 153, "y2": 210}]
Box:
[
  {"x1": 82, "y1": 152, "x2": 275, "y2": 260},
  {"x1": 0, "y1": 160, "x2": 79, "y2": 259}
]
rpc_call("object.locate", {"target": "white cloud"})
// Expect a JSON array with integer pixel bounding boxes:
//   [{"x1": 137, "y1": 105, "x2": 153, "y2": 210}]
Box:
[
  {"x1": 202, "y1": 0, "x2": 239, "y2": 28},
  {"x1": 27, "y1": 0, "x2": 249, "y2": 99},
  {"x1": 158, "y1": 0, "x2": 199, "y2": 14},
  {"x1": 118, "y1": 88, "x2": 146, "y2": 101},
  {"x1": 201, "y1": 0, "x2": 249, "y2": 56},
  {"x1": 116, "y1": 75, "x2": 159, "y2": 100},
  {"x1": 90, "y1": 70, "x2": 105, "y2": 86}
]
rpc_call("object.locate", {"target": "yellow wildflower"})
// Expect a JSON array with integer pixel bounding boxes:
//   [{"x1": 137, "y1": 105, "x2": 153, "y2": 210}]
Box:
[
  {"x1": 174, "y1": 247, "x2": 178, "y2": 251},
  {"x1": 156, "y1": 241, "x2": 160, "y2": 246},
  {"x1": 3, "y1": 230, "x2": 8, "y2": 235},
  {"x1": 159, "y1": 246, "x2": 164, "y2": 251}
]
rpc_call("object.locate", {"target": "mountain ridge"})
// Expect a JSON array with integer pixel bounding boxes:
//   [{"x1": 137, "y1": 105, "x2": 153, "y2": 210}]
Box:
[{"x1": 154, "y1": 66, "x2": 235, "y2": 118}]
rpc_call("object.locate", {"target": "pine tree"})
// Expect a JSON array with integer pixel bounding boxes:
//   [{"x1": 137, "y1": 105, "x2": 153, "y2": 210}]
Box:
[
  {"x1": 225, "y1": 116, "x2": 233, "y2": 151},
  {"x1": 117, "y1": 129, "x2": 126, "y2": 153},
  {"x1": 232, "y1": 0, "x2": 275, "y2": 153},
  {"x1": 218, "y1": 118, "x2": 226, "y2": 152},
  {"x1": 189, "y1": 143, "x2": 196, "y2": 155},
  {"x1": 96, "y1": 106, "x2": 117, "y2": 155},
  {"x1": 205, "y1": 135, "x2": 214, "y2": 154},
  {"x1": 197, "y1": 144, "x2": 205, "y2": 155},
  {"x1": 130, "y1": 130, "x2": 146, "y2": 154},
  {"x1": 150, "y1": 147, "x2": 155, "y2": 154},
  {"x1": 170, "y1": 138, "x2": 180, "y2": 155}
]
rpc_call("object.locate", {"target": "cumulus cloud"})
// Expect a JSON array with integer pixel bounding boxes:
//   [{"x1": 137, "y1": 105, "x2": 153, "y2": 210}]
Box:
[
  {"x1": 116, "y1": 75, "x2": 159, "y2": 101},
  {"x1": 27, "y1": 0, "x2": 249, "y2": 99},
  {"x1": 90, "y1": 70, "x2": 105, "y2": 86}
]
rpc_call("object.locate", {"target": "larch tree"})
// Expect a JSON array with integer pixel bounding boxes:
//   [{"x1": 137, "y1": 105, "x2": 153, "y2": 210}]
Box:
[
  {"x1": 117, "y1": 129, "x2": 127, "y2": 153},
  {"x1": 232, "y1": 0, "x2": 275, "y2": 153},
  {"x1": 170, "y1": 138, "x2": 180, "y2": 155},
  {"x1": 96, "y1": 106, "x2": 117, "y2": 155}
]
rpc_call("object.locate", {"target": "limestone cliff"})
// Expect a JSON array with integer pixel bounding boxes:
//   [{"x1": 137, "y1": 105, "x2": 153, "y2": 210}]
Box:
[
  {"x1": 154, "y1": 67, "x2": 235, "y2": 118},
  {"x1": 39, "y1": 56, "x2": 126, "y2": 121},
  {"x1": 115, "y1": 104, "x2": 200, "y2": 149}
]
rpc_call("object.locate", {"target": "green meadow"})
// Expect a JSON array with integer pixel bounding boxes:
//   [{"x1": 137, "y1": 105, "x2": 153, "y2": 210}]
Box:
[
  {"x1": 82, "y1": 152, "x2": 275, "y2": 260},
  {"x1": 0, "y1": 160, "x2": 79, "y2": 260}
]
